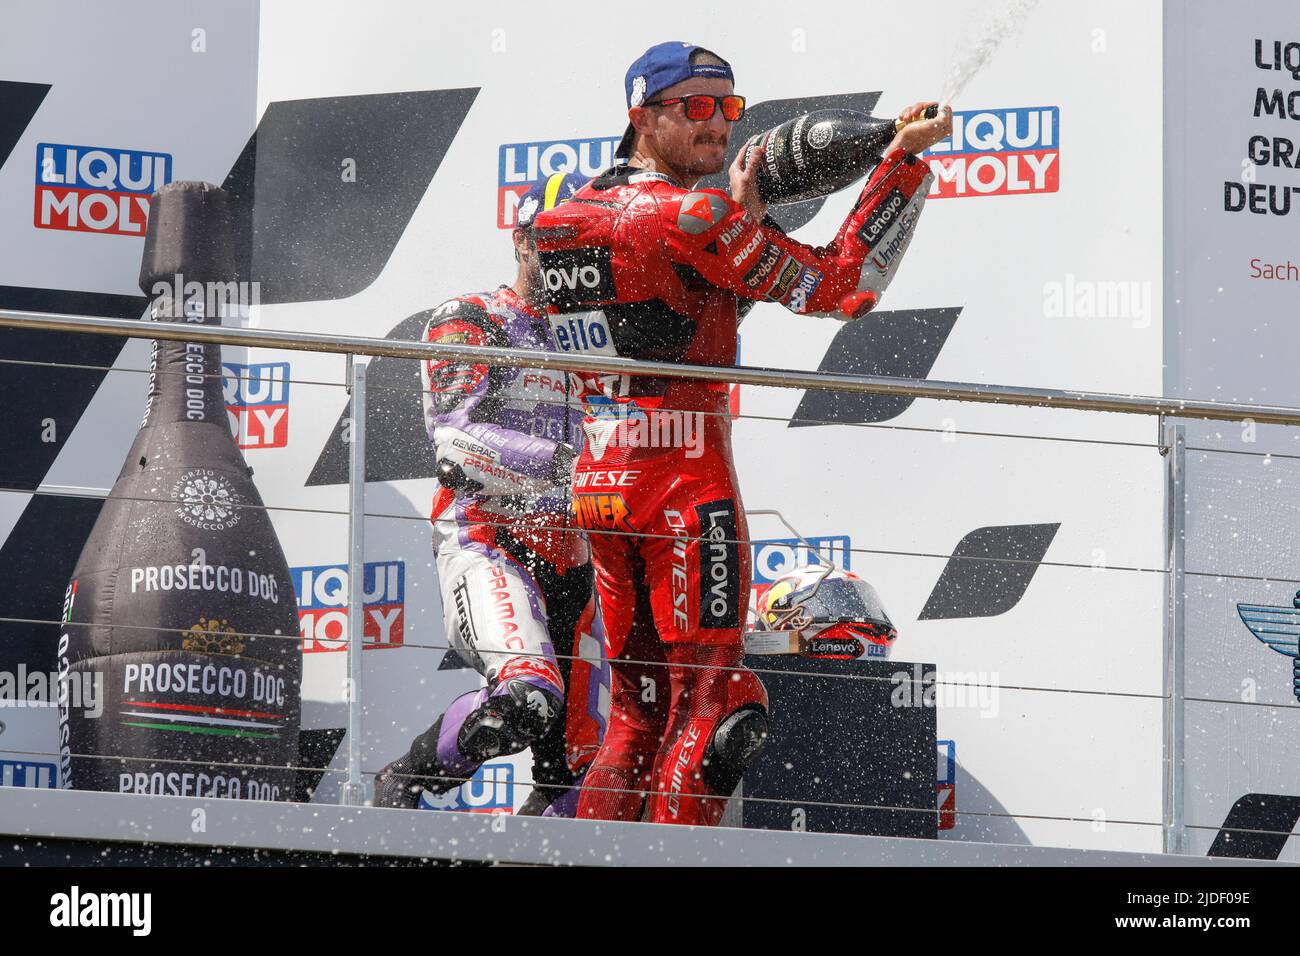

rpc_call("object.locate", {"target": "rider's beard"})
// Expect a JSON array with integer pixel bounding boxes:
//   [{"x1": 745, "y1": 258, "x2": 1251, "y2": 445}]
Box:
[{"x1": 661, "y1": 129, "x2": 728, "y2": 179}]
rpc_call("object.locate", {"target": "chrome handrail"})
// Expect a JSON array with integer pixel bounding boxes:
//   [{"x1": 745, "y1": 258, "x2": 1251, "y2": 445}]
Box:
[{"x1": 3, "y1": 308, "x2": 1299, "y2": 425}]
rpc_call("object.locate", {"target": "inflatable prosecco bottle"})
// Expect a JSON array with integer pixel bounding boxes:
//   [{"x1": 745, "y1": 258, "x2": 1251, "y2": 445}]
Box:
[{"x1": 60, "y1": 181, "x2": 301, "y2": 801}]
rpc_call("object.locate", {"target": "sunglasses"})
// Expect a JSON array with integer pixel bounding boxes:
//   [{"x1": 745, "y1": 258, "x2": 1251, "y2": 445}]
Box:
[{"x1": 643, "y1": 94, "x2": 746, "y2": 122}]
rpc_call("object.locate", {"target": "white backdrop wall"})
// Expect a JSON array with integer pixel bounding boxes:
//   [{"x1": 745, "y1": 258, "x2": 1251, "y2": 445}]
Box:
[
  {"x1": 1165, "y1": 0, "x2": 1300, "y2": 861},
  {"x1": 247, "y1": 0, "x2": 1166, "y2": 849},
  {"x1": 0, "y1": 0, "x2": 1202, "y2": 853}
]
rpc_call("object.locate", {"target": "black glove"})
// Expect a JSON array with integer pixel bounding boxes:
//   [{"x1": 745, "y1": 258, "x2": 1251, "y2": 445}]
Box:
[
  {"x1": 550, "y1": 443, "x2": 578, "y2": 484},
  {"x1": 436, "y1": 459, "x2": 484, "y2": 495}
]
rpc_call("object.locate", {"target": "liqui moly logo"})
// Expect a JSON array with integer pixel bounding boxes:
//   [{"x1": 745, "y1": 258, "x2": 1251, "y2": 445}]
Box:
[
  {"x1": 419, "y1": 761, "x2": 514, "y2": 813},
  {"x1": 937, "y1": 739, "x2": 957, "y2": 831},
  {"x1": 223, "y1": 362, "x2": 290, "y2": 449},
  {"x1": 923, "y1": 107, "x2": 1059, "y2": 199},
  {"x1": 0, "y1": 758, "x2": 57, "y2": 789},
  {"x1": 497, "y1": 135, "x2": 618, "y2": 228},
  {"x1": 34, "y1": 142, "x2": 172, "y2": 235},
  {"x1": 292, "y1": 561, "x2": 405, "y2": 653},
  {"x1": 750, "y1": 534, "x2": 851, "y2": 608}
]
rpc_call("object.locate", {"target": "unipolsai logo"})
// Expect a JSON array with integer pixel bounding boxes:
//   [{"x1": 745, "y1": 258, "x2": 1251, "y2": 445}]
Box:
[
  {"x1": 34, "y1": 142, "x2": 172, "y2": 235},
  {"x1": 293, "y1": 561, "x2": 405, "y2": 653},
  {"x1": 223, "y1": 362, "x2": 290, "y2": 449},
  {"x1": 496, "y1": 135, "x2": 618, "y2": 228},
  {"x1": 419, "y1": 761, "x2": 514, "y2": 813},
  {"x1": 923, "y1": 107, "x2": 1059, "y2": 198}
]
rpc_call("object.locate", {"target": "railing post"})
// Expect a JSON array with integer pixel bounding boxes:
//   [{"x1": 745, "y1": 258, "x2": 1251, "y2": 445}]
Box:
[
  {"x1": 1161, "y1": 418, "x2": 1187, "y2": 853},
  {"x1": 340, "y1": 356, "x2": 367, "y2": 807}
]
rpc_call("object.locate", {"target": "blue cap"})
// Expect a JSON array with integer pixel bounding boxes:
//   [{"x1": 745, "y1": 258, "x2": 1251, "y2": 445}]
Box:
[
  {"x1": 513, "y1": 171, "x2": 587, "y2": 229},
  {"x1": 616, "y1": 41, "x2": 734, "y2": 159}
]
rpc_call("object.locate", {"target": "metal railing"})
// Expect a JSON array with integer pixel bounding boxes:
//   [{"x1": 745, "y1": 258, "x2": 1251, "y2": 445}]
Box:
[
  {"x1": 2, "y1": 305, "x2": 1298, "y2": 862},
  {"x1": 7, "y1": 307, "x2": 1300, "y2": 425}
]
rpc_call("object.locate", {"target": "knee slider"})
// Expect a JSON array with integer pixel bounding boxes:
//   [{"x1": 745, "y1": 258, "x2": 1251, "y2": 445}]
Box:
[
  {"x1": 458, "y1": 679, "x2": 562, "y2": 762},
  {"x1": 701, "y1": 706, "x2": 768, "y2": 796}
]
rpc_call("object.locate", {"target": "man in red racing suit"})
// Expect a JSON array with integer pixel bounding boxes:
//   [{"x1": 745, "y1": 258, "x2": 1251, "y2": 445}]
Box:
[{"x1": 533, "y1": 41, "x2": 952, "y2": 825}]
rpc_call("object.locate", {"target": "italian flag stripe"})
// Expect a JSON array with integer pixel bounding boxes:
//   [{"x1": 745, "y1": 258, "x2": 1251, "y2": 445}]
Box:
[
  {"x1": 123, "y1": 699, "x2": 284, "y2": 720},
  {"x1": 121, "y1": 710, "x2": 281, "y2": 730},
  {"x1": 122, "y1": 720, "x2": 279, "y2": 740}
]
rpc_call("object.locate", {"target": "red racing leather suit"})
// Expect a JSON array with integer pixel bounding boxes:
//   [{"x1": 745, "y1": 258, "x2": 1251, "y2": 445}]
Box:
[{"x1": 533, "y1": 147, "x2": 932, "y2": 824}]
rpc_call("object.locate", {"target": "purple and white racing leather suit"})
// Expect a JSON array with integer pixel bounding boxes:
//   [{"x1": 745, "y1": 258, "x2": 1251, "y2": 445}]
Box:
[{"x1": 379, "y1": 285, "x2": 608, "y2": 815}]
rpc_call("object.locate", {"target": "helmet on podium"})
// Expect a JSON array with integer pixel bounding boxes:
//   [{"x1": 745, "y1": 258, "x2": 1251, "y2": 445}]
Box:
[{"x1": 757, "y1": 565, "x2": 897, "y2": 659}]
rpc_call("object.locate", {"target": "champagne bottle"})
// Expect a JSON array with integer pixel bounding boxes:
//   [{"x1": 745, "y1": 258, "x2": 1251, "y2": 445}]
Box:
[
  {"x1": 59, "y1": 181, "x2": 302, "y2": 801},
  {"x1": 744, "y1": 106, "x2": 939, "y2": 206}
]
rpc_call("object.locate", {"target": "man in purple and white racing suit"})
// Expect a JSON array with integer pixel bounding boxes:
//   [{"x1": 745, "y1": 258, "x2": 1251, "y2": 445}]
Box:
[{"x1": 374, "y1": 174, "x2": 609, "y2": 817}]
